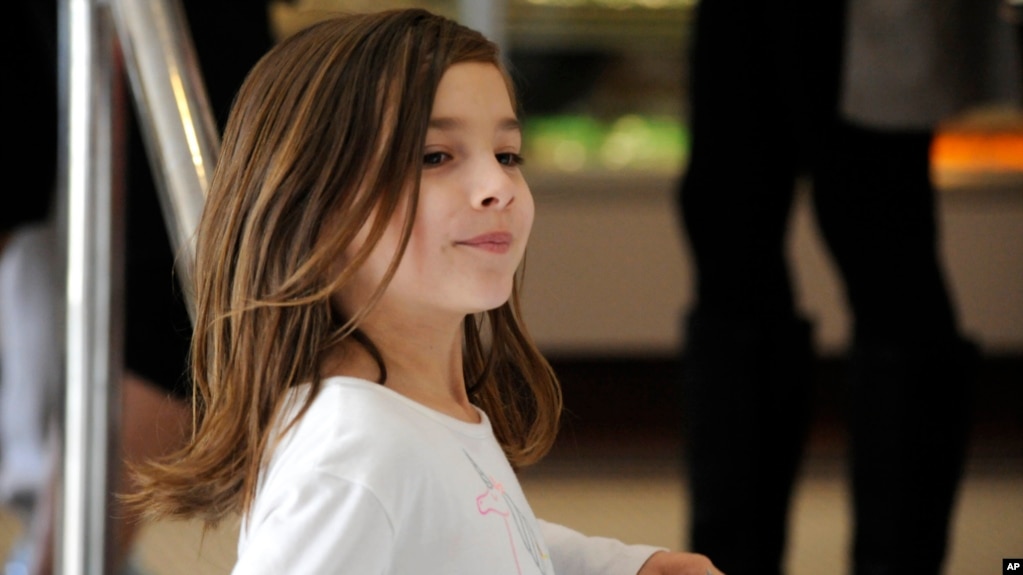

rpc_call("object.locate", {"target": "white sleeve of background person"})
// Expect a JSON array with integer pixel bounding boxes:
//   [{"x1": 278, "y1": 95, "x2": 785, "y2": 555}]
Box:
[{"x1": 0, "y1": 224, "x2": 60, "y2": 503}]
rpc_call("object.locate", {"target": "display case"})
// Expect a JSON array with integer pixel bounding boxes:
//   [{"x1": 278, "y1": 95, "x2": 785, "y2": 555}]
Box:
[
  {"x1": 272, "y1": 0, "x2": 1022, "y2": 189},
  {"x1": 268, "y1": 1, "x2": 1023, "y2": 355},
  {"x1": 273, "y1": 0, "x2": 694, "y2": 182}
]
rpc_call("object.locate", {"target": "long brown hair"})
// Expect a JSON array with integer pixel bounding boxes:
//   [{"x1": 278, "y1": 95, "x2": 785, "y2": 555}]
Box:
[{"x1": 130, "y1": 9, "x2": 562, "y2": 525}]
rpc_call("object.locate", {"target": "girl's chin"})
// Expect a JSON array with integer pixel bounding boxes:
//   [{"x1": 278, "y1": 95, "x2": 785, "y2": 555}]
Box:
[{"x1": 467, "y1": 292, "x2": 514, "y2": 315}]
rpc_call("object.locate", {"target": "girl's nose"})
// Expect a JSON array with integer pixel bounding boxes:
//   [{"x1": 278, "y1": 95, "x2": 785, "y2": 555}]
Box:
[
  {"x1": 476, "y1": 193, "x2": 511, "y2": 209},
  {"x1": 472, "y1": 159, "x2": 517, "y2": 210}
]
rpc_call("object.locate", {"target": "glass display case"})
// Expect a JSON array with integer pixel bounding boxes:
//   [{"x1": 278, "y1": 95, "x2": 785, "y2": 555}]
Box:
[
  {"x1": 271, "y1": 0, "x2": 1022, "y2": 191},
  {"x1": 272, "y1": 0, "x2": 695, "y2": 181},
  {"x1": 266, "y1": 0, "x2": 1022, "y2": 355}
]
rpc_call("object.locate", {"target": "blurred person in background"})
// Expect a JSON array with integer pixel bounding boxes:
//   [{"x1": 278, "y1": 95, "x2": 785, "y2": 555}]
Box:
[{"x1": 674, "y1": 0, "x2": 1020, "y2": 574}]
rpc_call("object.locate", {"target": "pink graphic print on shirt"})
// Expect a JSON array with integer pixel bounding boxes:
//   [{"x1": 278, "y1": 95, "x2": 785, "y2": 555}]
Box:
[{"x1": 465, "y1": 451, "x2": 551, "y2": 575}]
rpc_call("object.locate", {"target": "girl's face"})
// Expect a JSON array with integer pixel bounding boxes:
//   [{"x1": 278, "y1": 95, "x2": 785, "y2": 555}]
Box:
[{"x1": 337, "y1": 62, "x2": 533, "y2": 325}]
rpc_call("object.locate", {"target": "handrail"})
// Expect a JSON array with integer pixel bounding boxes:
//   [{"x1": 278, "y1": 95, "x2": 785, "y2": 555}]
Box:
[
  {"x1": 111, "y1": 0, "x2": 219, "y2": 320},
  {"x1": 59, "y1": 1, "x2": 121, "y2": 573},
  {"x1": 59, "y1": 0, "x2": 214, "y2": 572}
]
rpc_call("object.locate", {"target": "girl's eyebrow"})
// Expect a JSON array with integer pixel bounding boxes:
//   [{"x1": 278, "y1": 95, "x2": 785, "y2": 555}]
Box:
[{"x1": 428, "y1": 116, "x2": 521, "y2": 133}]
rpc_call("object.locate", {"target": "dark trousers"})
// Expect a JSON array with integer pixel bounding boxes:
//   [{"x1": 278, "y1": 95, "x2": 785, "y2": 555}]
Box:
[{"x1": 676, "y1": 1, "x2": 976, "y2": 574}]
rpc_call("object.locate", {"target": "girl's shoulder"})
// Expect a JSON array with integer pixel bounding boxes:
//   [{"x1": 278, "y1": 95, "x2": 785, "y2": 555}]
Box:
[
  {"x1": 266, "y1": 376, "x2": 493, "y2": 482},
  {"x1": 303, "y1": 376, "x2": 491, "y2": 436},
  {"x1": 277, "y1": 377, "x2": 422, "y2": 453}
]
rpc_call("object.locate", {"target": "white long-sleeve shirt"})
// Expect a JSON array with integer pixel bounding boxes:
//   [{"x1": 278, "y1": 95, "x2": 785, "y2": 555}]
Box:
[{"x1": 235, "y1": 376, "x2": 662, "y2": 574}]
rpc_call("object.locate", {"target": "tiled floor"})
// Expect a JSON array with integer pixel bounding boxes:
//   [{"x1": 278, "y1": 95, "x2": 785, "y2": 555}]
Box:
[{"x1": 3, "y1": 447, "x2": 1020, "y2": 575}]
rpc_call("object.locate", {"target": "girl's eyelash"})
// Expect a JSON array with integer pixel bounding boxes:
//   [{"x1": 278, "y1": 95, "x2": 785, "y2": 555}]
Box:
[
  {"x1": 423, "y1": 152, "x2": 449, "y2": 165},
  {"x1": 424, "y1": 152, "x2": 525, "y2": 167},
  {"x1": 498, "y1": 152, "x2": 525, "y2": 167}
]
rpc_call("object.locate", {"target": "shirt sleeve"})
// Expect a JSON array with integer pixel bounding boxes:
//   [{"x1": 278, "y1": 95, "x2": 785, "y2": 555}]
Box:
[
  {"x1": 233, "y1": 472, "x2": 394, "y2": 575},
  {"x1": 538, "y1": 519, "x2": 666, "y2": 575}
]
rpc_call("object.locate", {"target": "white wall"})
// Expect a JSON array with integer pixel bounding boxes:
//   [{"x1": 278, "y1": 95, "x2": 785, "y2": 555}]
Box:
[{"x1": 521, "y1": 171, "x2": 1023, "y2": 357}]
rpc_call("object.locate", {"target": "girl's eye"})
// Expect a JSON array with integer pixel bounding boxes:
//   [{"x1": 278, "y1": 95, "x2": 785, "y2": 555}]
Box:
[
  {"x1": 423, "y1": 152, "x2": 450, "y2": 166},
  {"x1": 496, "y1": 153, "x2": 524, "y2": 167}
]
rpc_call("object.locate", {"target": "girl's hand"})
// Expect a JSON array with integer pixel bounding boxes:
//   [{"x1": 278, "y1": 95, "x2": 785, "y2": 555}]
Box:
[{"x1": 637, "y1": 550, "x2": 724, "y2": 575}]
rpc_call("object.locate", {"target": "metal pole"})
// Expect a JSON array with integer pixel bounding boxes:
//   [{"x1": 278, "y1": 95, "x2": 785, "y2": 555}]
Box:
[
  {"x1": 59, "y1": 0, "x2": 124, "y2": 572},
  {"x1": 111, "y1": 0, "x2": 220, "y2": 320}
]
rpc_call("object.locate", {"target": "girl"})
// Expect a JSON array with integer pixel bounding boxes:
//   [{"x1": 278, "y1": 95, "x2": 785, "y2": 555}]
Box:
[{"x1": 131, "y1": 9, "x2": 722, "y2": 575}]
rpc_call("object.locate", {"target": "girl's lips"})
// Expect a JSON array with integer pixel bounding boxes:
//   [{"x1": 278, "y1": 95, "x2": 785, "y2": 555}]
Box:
[{"x1": 457, "y1": 232, "x2": 513, "y2": 253}]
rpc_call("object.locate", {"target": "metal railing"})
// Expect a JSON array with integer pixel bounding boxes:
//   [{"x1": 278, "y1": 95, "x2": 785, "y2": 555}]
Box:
[{"x1": 59, "y1": 0, "x2": 214, "y2": 572}]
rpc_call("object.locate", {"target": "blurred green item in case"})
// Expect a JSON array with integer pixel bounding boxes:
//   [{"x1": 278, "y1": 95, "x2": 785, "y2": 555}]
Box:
[
  {"x1": 524, "y1": 114, "x2": 688, "y2": 173},
  {"x1": 524, "y1": 116, "x2": 605, "y2": 172}
]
